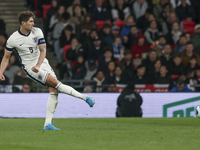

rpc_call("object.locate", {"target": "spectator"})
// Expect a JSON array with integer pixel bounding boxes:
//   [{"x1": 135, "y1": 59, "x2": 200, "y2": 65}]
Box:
[
  {"x1": 49, "y1": 5, "x2": 66, "y2": 29},
  {"x1": 88, "y1": 0, "x2": 111, "y2": 21},
  {"x1": 170, "y1": 78, "x2": 193, "y2": 92},
  {"x1": 83, "y1": 85, "x2": 93, "y2": 92},
  {"x1": 0, "y1": 74, "x2": 9, "y2": 85},
  {"x1": 160, "y1": 44, "x2": 172, "y2": 67},
  {"x1": 21, "y1": 81, "x2": 33, "y2": 93},
  {"x1": 112, "y1": 36, "x2": 125, "y2": 60},
  {"x1": 69, "y1": 4, "x2": 85, "y2": 26},
  {"x1": 133, "y1": 58, "x2": 142, "y2": 70},
  {"x1": 185, "y1": 32, "x2": 191, "y2": 42},
  {"x1": 145, "y1": 14, "x2": 162, "y2": 32},
  {"x1": 153, "y1": 0, "x2": 169, "y2": 21},
  {"x1": 190, "y1": 0, "x2": 200, "y2": 23},
  {"x1": 52, "y1": 12, "x2": 75, "y2": 40},
  {"x1": 60, "y1": 0, "x2": 72, "y2": 8},
  {"x1": 80, "y1": 13, "x2": 97, "y2": 33},
  {"x1": 44, "y1": 0, "x2": 59, "y2": 36},
  {"x1": 71, "y1": 55, "x2": 85, "y2": 78},
  {"x1": 181, "y1": 42, "x2": 200, "y2": 66},
  {"x1": 119, "y1": 50, "x2": 134, "y2": 80},
  {"x1": 157, "y1": 3, "x2": 173, "y2": 26},
  {"x1": 175, "y1": 0, "x2": 196, "y2": 21},
  {"x1": 73, "y1": 58, "x2": 98, "y2": 80},
  {"x1": 66, "y1": 38, "x2": 85, "y2": 62},
  {"x1": 144, "y1": 20, "x2": 161, "y2": 45},
  {"x1": 67, "y1": 0, "x2": 87, "y2": 16},
  {"x1": 116, "y1": 82, "x2": 143, "y2": 117},
  {"x1": 99, "y1": 24, "x2": 112, "y2": 42},
  {"x1": 0, "y1": 32, "x2": 7, "y2": 61},
  {"x1": 0, "y1": 18, "x2": 6, "y2": 32},
  {"x1": 24, "y1": 0, "x2": 34, "y2": 10},
  {"x1": 185, "y1": 55, "x2": 200, "y2": 72},
  {"x1": 170, "y1": 0, "x2": 191, "y2": 9},
  {"x1": 120, "y1": 15, "x2": 136, "y2": 38},
  {"x1": 107, "y1": 83, "x2": 117, "y2": 92},
  {"x1": 131, "y1": 34, "x2": 151, "y2": 59},
  {"x1": 162, "y1": 12, "x2": 183, "y2": 35},
  {"x1": 111, "y1": 0, "x2": 130, "y2": 21},
  {"x1": 110, "y1": 66, "x2": 128, "y2": 84},
  {"x1": 88, "y1": 36, "x2": 104, "y2": 60},
  {"x1": 59, "y1": 53, "x2": 85, "y2": 80},
  {"x1": 104, "y1": 18, "x2": 112, "y2": 26},
  {"x1": 190, "y1": 24, "x2": 200, "y2": 52},
  {"x1": 98, "y1": 47, "x2": 116, "y2": 71},
  {"x1": 136, "y1": 8, "x2": 152, "y2": 32},
  {"x1": 47, "y1": 5, "x2": 66, "y2": 47},
  {"x1": 132, "y1": 64, "x2": 150, "y2": 84},
  {"x1": 151, "y1": 59, "x2": 162, "y2": 80},
  {"x1": 173, "y1": 34, "x2": 187, "y2": 54},
  {"x1": 142, "y1": 50, "x2": 158, "y2": 75},
  {"x1": 126, "y1": 25, "x2": 139, "y2": 49},
  {"x1": 78, "y1": 26, "x2": 91, "y2": 45},
  {"x1": 37, "y1": 0, "x2": 51, "y2": 18},
  {"x1": 195, "y1": 68, "x2": 200, "y2": 91},
  {"x1": 82, "y1": 29, "x2": 98, "y2": 59},
  {"x1": 132, "y1": 0, "x2": 148, "y2": 19},
  {"x1": 12, "y1": 66, "x2": 32, "y2": 85},
  {"x1": 93, "y1": 70, "x2": 109, "y2": 92},
  {"x1": 104, "y1": 61, "x2": 117, "y2": 81},
  {"x1": 185, "y1": 69, "x2": 196, "y2": 85},
  {"x1": 154, "y1": 65, "x2": 174, "y2": 90},
  {"x1": 103, "y1": 25, "x2": 120, "y2": 46},
  {"x1": 152, "y1": 36, "x2": 166, "y2": 57},
  {"x1": 59, "y1": 25, "x2": 75, "y2": 48},
  {"x1": 4, "y1": 56, "x2": 20, "y2": 85},
  {"x1": 165, "y1": 22, "x2": 182, "y2": 45},
  {"x1": 169, "y1": 54, "x2": 185, "y2": 75},
  {"x1": 54, "y1": 25, "x2": 75, "y2": 69}
]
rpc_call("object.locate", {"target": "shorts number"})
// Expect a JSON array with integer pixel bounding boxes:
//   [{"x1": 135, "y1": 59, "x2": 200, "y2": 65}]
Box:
[{"x1": 29, "y1": 47, "x2": 33, "y2": 53}]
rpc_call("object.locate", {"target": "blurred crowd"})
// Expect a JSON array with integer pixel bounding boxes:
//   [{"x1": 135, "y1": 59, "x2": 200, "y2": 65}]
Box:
[{"x1": 1, "y1": 0, "x2": 200, "y2": 92}]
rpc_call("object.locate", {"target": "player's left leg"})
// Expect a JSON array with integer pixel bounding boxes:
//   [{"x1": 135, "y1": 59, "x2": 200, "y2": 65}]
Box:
[
  {"x1": 43, "y1": 87, "x2": 60, "y2": 130},
  {"x1": 45, "y1": 74, "x2": 95, "y2": 107}
]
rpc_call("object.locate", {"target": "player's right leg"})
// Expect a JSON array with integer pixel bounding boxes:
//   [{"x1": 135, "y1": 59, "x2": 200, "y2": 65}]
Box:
[
  {"x1": 43, "y1": 87, "x2": 60, "y2": 130},
  {"x1": 45, "y1": 74, "x2": 95, "y2": 107}
]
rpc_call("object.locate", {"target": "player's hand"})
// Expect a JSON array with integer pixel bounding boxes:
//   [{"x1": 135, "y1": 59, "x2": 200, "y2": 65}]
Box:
[
  {"x1": 0, "y1": 73, "x2": 5, "y2": 81},
  {"x1": 31, "y1": 66, "x2": 40, "y2": 73}
]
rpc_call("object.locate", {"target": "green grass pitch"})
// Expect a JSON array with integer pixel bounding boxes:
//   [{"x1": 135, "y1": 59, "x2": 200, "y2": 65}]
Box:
[{"x1": 0, "y1": 118, "x2": 199, "y2": 150}]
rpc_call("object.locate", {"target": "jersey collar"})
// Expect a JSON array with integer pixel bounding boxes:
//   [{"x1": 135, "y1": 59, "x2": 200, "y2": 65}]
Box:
[{"x1": 18, "y1": 28, "x2": 31, "y2": 36}]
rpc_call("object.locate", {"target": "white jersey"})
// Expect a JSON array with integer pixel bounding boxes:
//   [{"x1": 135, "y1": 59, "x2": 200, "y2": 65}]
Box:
[{"x1": 6, "y1": 27, "x2": 46, "y2": 69}]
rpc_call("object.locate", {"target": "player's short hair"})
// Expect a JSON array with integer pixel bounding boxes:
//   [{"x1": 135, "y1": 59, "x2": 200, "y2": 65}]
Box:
[{"x1": 18, "y1": 11, "x2": 35, "y2": 25}]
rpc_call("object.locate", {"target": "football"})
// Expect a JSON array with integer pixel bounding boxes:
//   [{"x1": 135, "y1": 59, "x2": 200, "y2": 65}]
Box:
[{"x1": 196, "y1": 105, "x2": 200, "y2": 117}]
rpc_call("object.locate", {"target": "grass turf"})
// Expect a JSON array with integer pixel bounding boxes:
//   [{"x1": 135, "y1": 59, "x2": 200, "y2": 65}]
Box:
[{"x1": 0, "y1": 118, "x2": 199, "y2": 150}]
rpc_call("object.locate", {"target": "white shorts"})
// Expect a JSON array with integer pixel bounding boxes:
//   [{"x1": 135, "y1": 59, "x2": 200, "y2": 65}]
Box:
[{"x1": 23, "y1": 59, "x2": 57, "y2": 86}]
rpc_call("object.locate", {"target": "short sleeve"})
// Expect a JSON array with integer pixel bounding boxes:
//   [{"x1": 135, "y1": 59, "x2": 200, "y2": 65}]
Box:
[
  {"x1": 37, "y1": 28, "x2": 46, "y2": 45},
  {"x1": 5, "y1": 36, "x2": 14, "y2": 53}
]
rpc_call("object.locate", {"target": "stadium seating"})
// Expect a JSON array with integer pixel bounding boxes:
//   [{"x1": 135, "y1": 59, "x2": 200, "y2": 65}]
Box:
[
  {"x1": 114, "y1": 20, "x2": 125, "y2": 29},
  {"x1": 43, "y1": 5, "x2": 52, "y2": 20},
  {"x1": 182, "y1": 21, "x2": 195, "y2": 36},
  {"x1": 96, "y1": 20, "x2": 105, "y2": 31},
  {"x1": 63, "y1": 45, "x2": 77, "y2": 67},
  {"x1": 34, "y1": 0, "x2": 40, "y2": 17},
  {"x1": 63, "y1": 45, "x2": 71, "y2": 62}
]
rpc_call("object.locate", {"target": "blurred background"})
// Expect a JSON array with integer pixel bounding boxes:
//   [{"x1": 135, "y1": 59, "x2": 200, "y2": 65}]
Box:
[{"x1": 0, "y1": 0, "x2": 200, "y2": 93}]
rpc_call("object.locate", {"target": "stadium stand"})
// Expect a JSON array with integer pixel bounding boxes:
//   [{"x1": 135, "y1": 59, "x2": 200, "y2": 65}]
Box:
[{"x1": 1, "y1": 0, "x2": 200, "y2": 92}]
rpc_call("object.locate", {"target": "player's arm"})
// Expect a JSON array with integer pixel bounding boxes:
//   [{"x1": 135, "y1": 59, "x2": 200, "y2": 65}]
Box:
[
  {"x1": 0, "y1": 50, "x2": 12, "y2": 81},
  {"x1": 31, "y1": 43, "x2": 46, "y2": 73}
]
